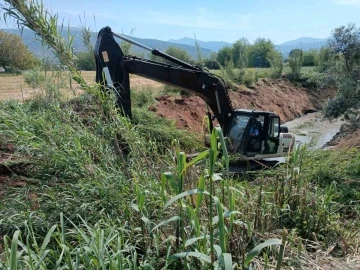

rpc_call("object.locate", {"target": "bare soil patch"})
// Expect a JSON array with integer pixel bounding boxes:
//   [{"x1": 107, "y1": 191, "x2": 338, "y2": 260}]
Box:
[
  {"x1": 327, "y1": 124, "x2": 360, "y2": 149},
  {"x1": 155, "y1": 79, "x2": 335, "y2": 133}
]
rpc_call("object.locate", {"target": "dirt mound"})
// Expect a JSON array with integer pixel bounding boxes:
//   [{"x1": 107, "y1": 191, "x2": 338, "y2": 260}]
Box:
[
  {"x1": 326, "y1": 124, "x2": 360, "y2": 149},
  {"x1": 154, "y1": 79, "x2": 335, "y2": 133}
]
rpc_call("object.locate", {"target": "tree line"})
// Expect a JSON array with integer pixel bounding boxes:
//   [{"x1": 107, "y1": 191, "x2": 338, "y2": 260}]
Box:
[{"x1": 0, "y1": 29, "x2": 327, "y2": 74}]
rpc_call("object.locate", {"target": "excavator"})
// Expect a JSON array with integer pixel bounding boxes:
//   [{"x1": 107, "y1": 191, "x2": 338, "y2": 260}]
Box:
[{"x1": 94, "y1": 26, "x2": 295, "y2": 163}]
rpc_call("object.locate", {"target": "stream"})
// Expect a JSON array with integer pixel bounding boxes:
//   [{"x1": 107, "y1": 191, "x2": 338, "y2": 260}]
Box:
[{"x1": 285, "y1": 112, "x2": 344, "y2": 150}]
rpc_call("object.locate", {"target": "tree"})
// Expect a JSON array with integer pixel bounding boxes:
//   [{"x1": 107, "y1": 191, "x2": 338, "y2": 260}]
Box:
[
  {"x1": 165, "y1": 46, "x2": 193, "y2": 64},
  {"x1": 288, "y1": 49, "x2": 303, "y2": 79},
  {"x1": 0, "y1": 30, "x2": 35, "y2": 72},
  {"x1": 319, "y1": 23, "x2": 360, "y2": 126},
  {"x1": 204, "y1": 58, "x2": 220, "y2": 69},
  {"x1": 217, "y1": 46, "x2": 233, "y2": 67},
  {"x1": 232, "y1": 38, "x2": 249, "y2": 69},
  {"x1": 76, "y1": 51, "x2": 95, "y2": 70},
  {"x1": 247, "y1": 38, "x2": 275, "y2": 68},
  {"x1": 316, "y1": 46, "x2": 331, "y2": 72},
  {"x1": 267, "y1": 50, "x2": 283, "y2": 78},
  {"x1": 76, "y1": 26, "x2": 96, "y2": 71},
  {"x1": 120, "y1": 41, "x2": 132, "y2": 55},
  {"x1": 328, "y1": 23, "x2": 360, "y2": 81},
  {"x1": 203, "y1": 52, "x2": 220, "y2": 69},
  {"x1": 302, "y1": 49, "x2": 318, "y2": 66}
]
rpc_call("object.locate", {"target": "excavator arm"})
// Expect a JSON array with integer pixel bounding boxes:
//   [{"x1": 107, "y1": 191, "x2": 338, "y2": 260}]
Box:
[{"x1": 94, "y1": 26, "x2": 234, "y2": 133}]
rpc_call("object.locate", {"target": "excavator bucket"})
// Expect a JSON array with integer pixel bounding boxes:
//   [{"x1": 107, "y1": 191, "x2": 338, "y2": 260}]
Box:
[{"x1": 94, "y1": 26, "x2": 132, "y2": 119}]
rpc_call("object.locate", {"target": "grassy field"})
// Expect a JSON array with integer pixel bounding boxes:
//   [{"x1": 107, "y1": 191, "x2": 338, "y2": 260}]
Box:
[
  {"x1": 0, "y1": 71, "x2": 165, "y2": 102},
  {"x1": 211, "y1": 66, "x2": 316, "y2": 78}
]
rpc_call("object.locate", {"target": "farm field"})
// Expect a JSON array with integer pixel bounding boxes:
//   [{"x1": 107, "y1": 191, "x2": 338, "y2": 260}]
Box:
[{"x1": 0, "y1": 71, "x2": 165, "y2": 101}]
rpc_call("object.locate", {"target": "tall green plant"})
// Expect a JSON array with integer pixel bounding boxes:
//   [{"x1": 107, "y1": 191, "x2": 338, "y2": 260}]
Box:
[
  {"x1": 267, "y1": 50, "x2": 283, "y2": 78},
  {"x1": 288, "y1": 49, "x2": 303, "y2": 80}
]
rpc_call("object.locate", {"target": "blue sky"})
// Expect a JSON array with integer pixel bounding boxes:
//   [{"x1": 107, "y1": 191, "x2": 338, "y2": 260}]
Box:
[{"x1": 1, "y1": 0, "x2": 360, "y2": 44}]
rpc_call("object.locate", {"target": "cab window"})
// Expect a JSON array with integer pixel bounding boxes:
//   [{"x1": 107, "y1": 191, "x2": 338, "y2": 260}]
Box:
[{"x1": 268, "y1": 117, "x2": 280, "y2": 138}]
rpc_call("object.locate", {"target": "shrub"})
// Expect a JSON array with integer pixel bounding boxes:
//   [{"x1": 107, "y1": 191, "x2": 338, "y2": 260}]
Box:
[
  {"x1": 288, "y1": 49, "x2": 303, "y2": 80},
  {"x1": 267, "y1": 50, "x2": 283, "y2": 78},
  {"x1": 302, "y1": 49, "x2": 318, "y2": 67},
  {"x1": 316, "y1": 47, "x2": 331, "y2": 72},
  {"x1": 165, "y1": 46, "x2": 193, "y2": 64},
  {"x1": 203, "y1": 58, "x2": 220, "y2": 69},
  {"x1": 23, "y1": 68, "x2": 46, "y2": 88},
  {"x1": 76, "y1": 51, "x2": 95, "y2": 70}
]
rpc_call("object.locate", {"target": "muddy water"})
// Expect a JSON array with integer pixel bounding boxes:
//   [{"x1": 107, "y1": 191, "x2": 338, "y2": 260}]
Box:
[{"x1": 285, "y1": 112, "x2": 344, "y2": 149}]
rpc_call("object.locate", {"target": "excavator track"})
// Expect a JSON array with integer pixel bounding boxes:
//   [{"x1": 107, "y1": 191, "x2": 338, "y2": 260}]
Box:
[
  {"x1": 186, "y1": 153, "x2": 284, "y2": 176},
  {"x1": 228, "y1": 159, "x2": 284, "y2": 175}
]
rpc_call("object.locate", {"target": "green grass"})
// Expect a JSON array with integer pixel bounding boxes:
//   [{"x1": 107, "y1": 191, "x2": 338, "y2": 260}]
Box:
[{"x1": 211, "y1": 66, "x2": 316, "y2": 78}]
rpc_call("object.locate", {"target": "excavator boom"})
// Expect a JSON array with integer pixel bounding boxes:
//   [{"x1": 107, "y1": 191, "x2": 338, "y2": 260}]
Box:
[{"x1": 94, "y1": 26, "x2": 234, "y2": 133}]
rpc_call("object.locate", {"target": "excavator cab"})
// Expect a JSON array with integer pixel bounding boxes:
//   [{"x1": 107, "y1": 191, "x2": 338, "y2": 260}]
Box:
[{"x1": 227, "y1": 110, "x2": 293, "y2": 160}]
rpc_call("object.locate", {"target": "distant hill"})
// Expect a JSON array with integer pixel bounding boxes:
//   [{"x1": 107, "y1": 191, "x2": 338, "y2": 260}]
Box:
[
  {"x1": 168, "y1": 36, "x2": 329, "y2": 57},
  {"x1": 168, "y1": 37, "x2": 231, "y2": 52},
  {"x1": 0, "y1": 27, "x2": 330, "y2": 61},
  {"x1": 0, "y1": 27, "x2": 213, "y2": 60},
  {"x1": 275, "y1": 37, "x2": 328, "y2": 57},
  {"x1": 280, "y1": 37, "x2": 327, "y2": 46}
]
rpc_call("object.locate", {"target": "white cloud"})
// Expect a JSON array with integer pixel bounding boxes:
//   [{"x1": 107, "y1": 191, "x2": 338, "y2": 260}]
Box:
[
  {"x1": 333, "y1": 0, "x2": 360, "y2": 6},
  {"x1": 130, "y1": 8, "x2": 249, "y2": 31}
]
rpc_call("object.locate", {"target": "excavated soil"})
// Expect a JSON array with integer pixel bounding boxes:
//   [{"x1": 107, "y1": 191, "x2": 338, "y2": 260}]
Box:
[
  {"x1": 326, "y1": 124, "x2": 360, "y2": 149},
  {"x1": 154, "y1": 79, "x2": 335, "y2": 133}
]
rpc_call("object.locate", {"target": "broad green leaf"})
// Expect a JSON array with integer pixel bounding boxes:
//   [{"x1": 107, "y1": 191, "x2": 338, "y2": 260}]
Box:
[
  {"x1": 10, "y1": 230, "x2": 20, "y2": 270},
  {"x1": 184, "y1": 235, "x2": 209, "y2": 247},
  {"x1": 40, "y1": 225, "x2": 57, "y2": 254},
  {"x1": 212, "y1": 173, "x2": 223, "y2": 181},
  {"x1": 216, "y1": 198, "x2": 226, "y2": 252},
  {"x1": 151, "y1": 216, "x2": 181, "y2": 232},
  {"x1": 163, "y1": 172, "x2": 177, "y2": 193},
  {"x1": 184, "y1": 150, "x2": 209, "y2": 170},
  {"x1": 196, "y1": 174, "x2": 206, "y2": 212},
  {"x1": 170, "y1": 251, "x2": 211, "y2": 264},
  {"x1": 244, "y1": 239, "x2": 282, "y2": 267},
  {"x1": 164, "y1": 189, "x2": 210, "y2": 210},
  {"x1": 223, "y1": 253, "x2": 233, "y2": 270},
  {"x1": 34, "y1": 250, "x2": 51, "y2": 269},
  {"x1": 214, "y1": 244, "x2": 222, "y2": 258},
  {"x1": 141, "y1": 216, "x2": 150, "y2": 226},
  {"x1": 212, "y1": 211, "x2": 242, "y2": 225},
  {"x1": 131, "y1": 204, "x2": 139, "y2": 212},
  {"x1": 215, "y1": 127, "x2": 229, "y2": 173},
  {"x1": 229, "y1": 187, "x2": 245, "y2": 196},
  {"x1": 60, "y1": 212, "x2": 65, "y2": 245},
  {"x1": 161, "y1": 173, "x2": 167, "y2": 201}
]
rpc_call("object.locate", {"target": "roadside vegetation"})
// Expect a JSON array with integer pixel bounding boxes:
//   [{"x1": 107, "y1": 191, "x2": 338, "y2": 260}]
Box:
[{"x1": 0, "y1": 1, "x2": 359, "y2": 269}]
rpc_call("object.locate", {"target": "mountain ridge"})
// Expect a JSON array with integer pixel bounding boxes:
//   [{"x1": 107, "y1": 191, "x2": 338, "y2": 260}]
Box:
[{"x1": 1, "y1": 27, "x2": 329, "y2": 60}]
